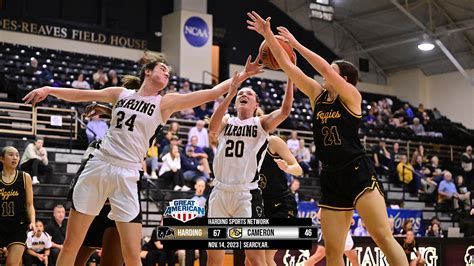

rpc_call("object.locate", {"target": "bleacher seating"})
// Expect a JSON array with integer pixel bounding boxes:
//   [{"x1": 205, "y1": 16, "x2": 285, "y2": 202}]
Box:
[{"x1": 0, "y1": 41, "x2": 472, "y2": 234}]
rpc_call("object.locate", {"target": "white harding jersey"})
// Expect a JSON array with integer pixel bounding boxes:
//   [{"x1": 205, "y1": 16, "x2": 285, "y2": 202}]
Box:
[
  {"x1": 94, "y1": 89, "x2": 164, "y2": 170},
  {"x1": 213, "y1": 116, "x2": 269, "y2": 186}
]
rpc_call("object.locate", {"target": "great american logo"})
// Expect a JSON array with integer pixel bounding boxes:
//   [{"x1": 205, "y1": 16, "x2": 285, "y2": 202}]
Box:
[
  {"x1": 183, "y1": 16, "x2": 209, "y2": 47},
  {"x1": 164, "y1": 199, "x2": 205, "y2": 223}
]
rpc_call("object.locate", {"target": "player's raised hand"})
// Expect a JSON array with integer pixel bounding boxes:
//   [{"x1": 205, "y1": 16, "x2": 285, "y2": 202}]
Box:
[
  {"x1": 242, "y1": 55, "x2": 264, "y2": 78},
  {"x1": 276, "y1": 26, "x2": 298, "y2": 48},
  {"x1": 22, "y1": 87, "x2": 50, "y2": 105},
  {"x1": 274, "y1": 159, "x2": 289, "y2": 172},
  {"x1": 247, "y1": 11, "x2": 272, "y2": 36},
  {"x1": 228, "y1": 71, "x2": 242, "y2": 98}
]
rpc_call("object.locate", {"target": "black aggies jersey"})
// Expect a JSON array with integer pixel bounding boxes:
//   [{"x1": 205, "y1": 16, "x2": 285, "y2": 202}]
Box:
[
  {"x1": 312, "y1": 90, "x2": 365, "y2": 167},
  {"x1": 0, "y1": 171, "x2": 28, "y2": 222},
  {"x1": 258, "y1": 150, "x2": 290, "y2": 201}
]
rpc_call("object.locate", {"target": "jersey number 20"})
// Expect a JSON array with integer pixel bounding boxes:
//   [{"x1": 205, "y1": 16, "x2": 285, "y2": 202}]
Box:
[
  {"x1": 225, "y1": 140, "x2": 244, "y2": 158},
  {"x1": 115, "y1": 111, "x2": 137, "y2": 132}
]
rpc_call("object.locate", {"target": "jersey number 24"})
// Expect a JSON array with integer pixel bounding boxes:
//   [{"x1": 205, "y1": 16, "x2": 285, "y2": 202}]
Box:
[{"x1": 115, "y1": 111, "x2": 137, "y2": 132}]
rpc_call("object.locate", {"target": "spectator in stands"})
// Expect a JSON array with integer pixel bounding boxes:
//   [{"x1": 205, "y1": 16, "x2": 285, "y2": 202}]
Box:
[
  {"x1": 413, "y1": 155, "x2": 437, "y2": 195},
  {"x1": 24, "y1": 220, "x2": 52, "y2": 266},
  {"x1": 181, "y1": 145, "x2": 209, "y2": 183},
  {"x1": 106, "y1": 69, "x2": 121, "y2": 87},
  {"x1": 400, "y1": 230, "x2": 425, "y2": 266},
  {"x1": 403, "y1": 103, "x2": 415, "y2": 120},
  {"x1": 410, "y1": 118, "x2": 425, "y2": 136},
  {"x1": 20, "y1": 137, "x2": 50, "y2": 184},
  {"x1": 71, "y1": 73, "x2": 91, "y2": 89},
  {"x1": 158, "y1": 144, "x2": 190, "y2": 191},
  {"x1": 26, "y1": 57, "x2": 53, "y2": 86},
  {"x1": 145, "y1": 140, "x2": 159, "y2": 179},
  {"x1": 373, "y1": 139, "x2": 391, "y2": 175},
  {"x1": 417, "y1": 103, "x2": 425, "y2": 114},
  {"x1": 363, "y1": 108, "x2": 376, "y2": 124},
  {"x1": 432, "y1": 107, "x2": 442, "y2": 120},
  {"x1": 289, "y1": 179, "x2": 307, "y2": 202},
  {"x1": 455, "y1": 175, "x2": 471, "y2": 211},
  {"x1": 286, "y1": 131, "x2": 300, "y2": 156},
  {"x1": 296, "y1": 139, "x2": 312, "y2": 177},
  {"x1": 461, "y1": 145, "x2": 473, "y2": 189},
  {"x1": 427, "y1": 156, "x2": 443, "y2": 181},
  {"x1": 166, "y1": 83, "x2": 178, "y2": 93},
  {"x1": 353, "y1": 219, "x2": 369, "y2": 236},
  {"x1": 179, "y1": 81, "x2": 192, "y2": 94},
  {"x1": 188, "y1": 120, "x2": 209, "y2": 148},
  {"x1": 194, "y1": 103, "x2": 212, "y2": 120},
  {"x1": 411, "y1": 145, "x2": 428, "y2": 165},
  {"x1": 186, "y1": 179, "x2": 208, "y2": 265},
  {"x1": 392, "y1": 142, "x2": 402, "y2": 166},
  {"x1": 86, "y1": 114, "x2": 108, "y2": 143},
  {"x1": 186, "y1": 136, "x2": 211, "y2": 175},
  {"x1": 397, "y1": 155, "x2": 416, "y2": 192},
  {"x1": 92, "y1": 66, "x2": 108, "y2": 84},
  {"x1": 169, "y1": 121, "x2": 180, "y2": 138},
  {"x1": 93, "y1": 74, "x2": 108, "y2": 90},
  {"x1": 180, "y1": 107, "x2": 196, "y2": 120},
  {"x1": 438, "y1": 171, "x2": 468, "y2": 211},
  {"x1": 45, "y1": 204, "x2": 67, "y2": 265},
  {"x1": 144, "y1": 228, "x2": 176, "y2": 266},
  {"x1": 425, "y1": 222, "x2": 443, "y2": 238},
  {"x1": 420, "y1": 111, "x2": 430, "y2": 126},
  {"x1": 212, "y1": 96, "x2": 225, "y2": 114},
  {"x1": 399, "y1": 220, "x2": 414, "y2": 236},
  {"x1": 158, "y1": 130, "x2": 172, "y2": 151},
  {"x1": 160, "y1": 135, "x2": 180, "y2": 159}
]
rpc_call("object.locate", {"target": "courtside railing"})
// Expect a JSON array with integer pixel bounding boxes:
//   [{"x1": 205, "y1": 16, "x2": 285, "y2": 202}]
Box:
[{"x1": 0, "y1": 101, "x2": 78, "y2": 140}]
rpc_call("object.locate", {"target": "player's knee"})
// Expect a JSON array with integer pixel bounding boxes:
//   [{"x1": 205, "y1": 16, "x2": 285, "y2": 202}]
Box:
[{"x1": 370, "y1": 230, "x2": 393, "y2": 247}]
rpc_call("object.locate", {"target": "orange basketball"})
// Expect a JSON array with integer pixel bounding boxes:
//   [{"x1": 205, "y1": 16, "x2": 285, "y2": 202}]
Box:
[{"x1": 258, "y1": 35, "x2": 296, "y2": 70}]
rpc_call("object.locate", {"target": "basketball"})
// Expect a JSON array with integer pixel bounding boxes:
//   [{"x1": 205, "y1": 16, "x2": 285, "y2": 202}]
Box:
[{"x1": 258, "y1": 35, "x2": 296, "y2": 70}]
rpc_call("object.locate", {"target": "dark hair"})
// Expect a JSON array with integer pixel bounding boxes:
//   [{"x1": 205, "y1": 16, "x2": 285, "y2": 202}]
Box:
[
  {"x1": 332, "y1": 60, "x2": 359, "y2": 86},
  {"x1": 1, "y1": 146, "x2": 17, "y2": 157},
  {"x1": 122, "y1": 52, "x2": 169, "y2": 90}
]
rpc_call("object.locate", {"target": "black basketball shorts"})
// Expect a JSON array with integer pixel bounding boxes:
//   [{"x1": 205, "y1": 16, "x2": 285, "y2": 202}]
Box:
[
  {"x1": 263, "y1": 194, "x2": 297, "y2": 218},
  {"x1": 319, "y1": 156, "x2": 384, "y2": 210}
]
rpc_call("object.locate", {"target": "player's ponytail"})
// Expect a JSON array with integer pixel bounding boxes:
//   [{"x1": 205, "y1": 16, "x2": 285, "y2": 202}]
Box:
[{"x1": 122, "y1": 75, "x2": 142, "y2": 91}]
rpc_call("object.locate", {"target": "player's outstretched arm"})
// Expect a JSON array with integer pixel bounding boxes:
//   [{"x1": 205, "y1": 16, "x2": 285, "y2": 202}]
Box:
[
  {"x1": 208, "y1": 71, "x2": 243, "y2": 142},
  {"x1": 247, "y1": 11, "x2": 321, "y2": 107},
  {"x1": 269, "y1": 136, "x2": 302, "y2": 176},
  {"x1": 260, "y1": 78, "x2": 293, "y2": 132},
  {"x1": 161, "y1": 55, "x2": 262, "y2": 122},
  {"x1": 23, "y1": 86, "x2": 125, "y2": 105},
  {"x1": 277, "y1": 26, "x2": 361, "y2": 109}
]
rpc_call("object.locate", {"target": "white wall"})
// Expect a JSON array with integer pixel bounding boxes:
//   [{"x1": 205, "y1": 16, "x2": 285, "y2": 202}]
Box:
[
  {"x1": 389, "y1": 68, "x2": 474, "y2": 129},
  {"x1": 426, "y1": 70, "x2": 474, "y2": 129},
  {"x1": 0, "y1": 30, "x2": 149, "y2": 61}
]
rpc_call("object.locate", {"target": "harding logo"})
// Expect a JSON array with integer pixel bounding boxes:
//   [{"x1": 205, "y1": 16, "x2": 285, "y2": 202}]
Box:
[
  {"x1": 465, "y1": 246, "x2": 474, "y2": 266},
  {"x1": 183, "y1": 16, "x2": 209, "y2": 47}
]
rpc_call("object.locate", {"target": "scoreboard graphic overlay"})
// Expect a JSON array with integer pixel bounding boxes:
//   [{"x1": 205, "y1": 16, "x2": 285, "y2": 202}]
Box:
[{"x1": 158, "y1": 218, "x2": 318, "y2": 250}]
